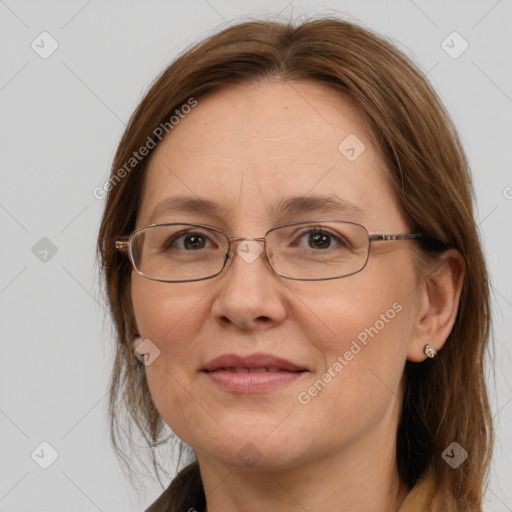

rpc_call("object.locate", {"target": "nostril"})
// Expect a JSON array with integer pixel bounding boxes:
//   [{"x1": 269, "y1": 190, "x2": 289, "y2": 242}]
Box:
[
  {"x1": 218, "y1": 315, "x2": 270, "y2": 325},
  {"x1": 219, "y1": 316, "x2": 231, "y2": 325}
]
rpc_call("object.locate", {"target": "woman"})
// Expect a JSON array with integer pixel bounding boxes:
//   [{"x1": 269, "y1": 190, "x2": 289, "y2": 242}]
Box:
[{"x1": 97, "y1": 18, "x2": 494, "y2": 512}]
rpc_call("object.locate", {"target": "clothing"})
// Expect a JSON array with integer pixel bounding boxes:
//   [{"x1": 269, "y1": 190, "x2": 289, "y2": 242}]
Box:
[
  {"x1": 144, "y1": 487, "x2": 174, "y2": 512},
  {"x1": 145, "y1": 469, "x2": 439, "y2": 512},
  {"x1": 398, "y1": 470, "x2": 440, "y2": 512}
]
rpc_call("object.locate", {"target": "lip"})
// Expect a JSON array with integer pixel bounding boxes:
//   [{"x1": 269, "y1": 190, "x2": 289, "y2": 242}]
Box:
[{"x1": 201, "y1": 353, "x2": 308, "y2": 393}]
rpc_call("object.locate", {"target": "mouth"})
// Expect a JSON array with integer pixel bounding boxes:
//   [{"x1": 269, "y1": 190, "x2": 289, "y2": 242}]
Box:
[
  {"x1": 201, "y1": 353, "x2": 308, "y2": 393},
  {"x1": 208, "y1": 367, "x2": 302, "y2": 373}
]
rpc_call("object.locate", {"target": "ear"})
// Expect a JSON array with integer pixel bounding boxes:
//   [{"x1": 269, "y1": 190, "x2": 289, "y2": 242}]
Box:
[{"x1": 407, "y1": 249, "x2": 465, "y2": 362}]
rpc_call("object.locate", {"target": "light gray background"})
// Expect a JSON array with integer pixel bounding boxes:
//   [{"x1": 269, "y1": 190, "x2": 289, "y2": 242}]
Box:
[{"x1": 1, "y1": 0, "x2": 511, "y2": 510}]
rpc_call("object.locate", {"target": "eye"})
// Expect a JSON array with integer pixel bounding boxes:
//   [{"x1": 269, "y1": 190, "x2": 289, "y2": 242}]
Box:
[
  {"x1": 165, "y1": 231, "x2": 214, "y2": 250},
  {"x1": 294, "y1": 229, "x2": 348, "y2": 250}
]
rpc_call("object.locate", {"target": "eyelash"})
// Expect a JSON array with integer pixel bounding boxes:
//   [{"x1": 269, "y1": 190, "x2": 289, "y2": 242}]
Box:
[{"x1": 165, "y1": 228, "x2": 348, "y2": 251}]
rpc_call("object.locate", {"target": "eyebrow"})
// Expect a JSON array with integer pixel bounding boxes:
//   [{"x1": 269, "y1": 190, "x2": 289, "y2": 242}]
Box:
[{"x1": 148, "y1": 194, "x2": 365, "y2": 225}]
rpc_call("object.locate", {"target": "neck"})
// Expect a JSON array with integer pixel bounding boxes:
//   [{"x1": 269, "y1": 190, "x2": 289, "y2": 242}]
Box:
[{"x1": 198, "y1": 412, "x2": 410, "y2": 512}]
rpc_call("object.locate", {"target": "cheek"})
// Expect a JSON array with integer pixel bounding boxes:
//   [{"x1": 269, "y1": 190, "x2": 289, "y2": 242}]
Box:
[
  {"x1": 292, "y1": 267, "x2": 414, "y2": 417},
  {"x1": 131, "y1": 273, "x2": 211, "y2": 353},
  {"x1": 295, "y1": 271, "x2": 410, "y2": 357},
  {"x1": 288, "y1": 299, "x2": 409, "y2": 458},
  {"x1": 130, "y1": 274, "x2": 219, "y2": 425}
]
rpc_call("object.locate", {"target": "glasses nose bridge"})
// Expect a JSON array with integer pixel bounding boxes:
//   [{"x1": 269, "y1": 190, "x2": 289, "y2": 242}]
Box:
[
  {"x1": 228, "y1": 236, "x2": 266, "y2": 243},
  {"x1": 225, "y1": 236, "x2": 272, "y2": 268},
  {"x1": 227, "y1": 235, "x2": 267, "y2": 255}
]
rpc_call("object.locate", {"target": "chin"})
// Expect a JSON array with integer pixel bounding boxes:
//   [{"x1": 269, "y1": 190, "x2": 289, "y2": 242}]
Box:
[{"x1": 187, "y1": 422, "x2": 318, "y2": 472}]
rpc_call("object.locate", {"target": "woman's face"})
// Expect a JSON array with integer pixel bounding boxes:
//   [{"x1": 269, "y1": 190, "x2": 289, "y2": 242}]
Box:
[{"x1": 131, "y1": 81, "x2": 423, "y2": 471}]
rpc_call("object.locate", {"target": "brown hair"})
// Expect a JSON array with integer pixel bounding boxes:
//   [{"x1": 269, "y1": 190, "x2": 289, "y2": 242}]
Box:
[{"x1": 97, "y1": 17, "x2": 494, "y2": 511}]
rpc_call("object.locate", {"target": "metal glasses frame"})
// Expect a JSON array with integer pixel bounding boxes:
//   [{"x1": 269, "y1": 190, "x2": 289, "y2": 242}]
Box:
[{"x1": 115, "y1": 220, "x2": 433, "y2": 283}]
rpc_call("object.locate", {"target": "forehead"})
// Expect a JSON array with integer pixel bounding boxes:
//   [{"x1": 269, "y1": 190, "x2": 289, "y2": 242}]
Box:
[
  {"x1": 155, "y1": 80, "x2": 370, "y2": 166},
  {"x1": 138, "y1": 81, "x2": 405, "y2": 231}
]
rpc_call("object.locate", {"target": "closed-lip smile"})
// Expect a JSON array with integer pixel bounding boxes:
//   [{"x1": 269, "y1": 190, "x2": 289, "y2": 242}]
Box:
[{"x1": 202, "y1": 353, "x2": 308, "y2": 393}]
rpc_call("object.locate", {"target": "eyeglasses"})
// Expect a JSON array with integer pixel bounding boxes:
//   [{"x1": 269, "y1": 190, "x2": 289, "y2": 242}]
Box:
[{"x1": 115, "y1": 221, "x2": 434, "y2": 282}]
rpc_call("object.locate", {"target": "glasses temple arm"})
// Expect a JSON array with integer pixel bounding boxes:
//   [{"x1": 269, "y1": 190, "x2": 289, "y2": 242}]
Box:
[
  {"x1": 369, "y1": 234, "x2": 426, "y2": 241},
  {"x1": 115, "y1": 237, "x2": 130, "y2": 250}
]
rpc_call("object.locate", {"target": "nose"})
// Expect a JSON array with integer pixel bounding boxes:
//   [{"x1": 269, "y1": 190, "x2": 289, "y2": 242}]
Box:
[{"x1": 210, "y1": 238, "x2": 288, "y2": 330}]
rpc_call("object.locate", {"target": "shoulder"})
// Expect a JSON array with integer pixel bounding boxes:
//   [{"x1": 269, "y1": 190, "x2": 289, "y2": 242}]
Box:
[
  {"x1": 398, "y1": 469, "x2": 440, "y2": 512},
  {"x1": 144, "y1": 462, "x2": 205, "y2": 512},
  {"x1": 144, "y1": 485, "x2": 173, "y2": 512}
]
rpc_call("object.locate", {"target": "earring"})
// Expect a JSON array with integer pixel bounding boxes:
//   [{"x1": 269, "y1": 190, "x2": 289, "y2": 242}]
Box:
[{"x1": 424, "y1": 345, "x2": 437, "y2": 359}]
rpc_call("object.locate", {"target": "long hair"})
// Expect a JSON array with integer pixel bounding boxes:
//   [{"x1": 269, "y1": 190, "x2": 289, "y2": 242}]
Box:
[{"x1": 97, "y1": 18, "x2": 494, "y2": 511}]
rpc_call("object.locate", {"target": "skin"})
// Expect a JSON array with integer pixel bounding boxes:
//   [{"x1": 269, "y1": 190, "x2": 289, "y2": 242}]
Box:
[{"x1": 131, "y1": 81, "x2": 464, "y2": 512}]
